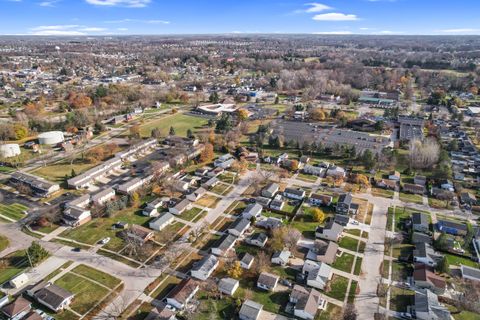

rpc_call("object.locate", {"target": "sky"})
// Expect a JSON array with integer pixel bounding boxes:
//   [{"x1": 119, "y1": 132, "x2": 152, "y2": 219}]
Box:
[{"x1": 1, "y1": 0, "x2": 480, "y2": 36}]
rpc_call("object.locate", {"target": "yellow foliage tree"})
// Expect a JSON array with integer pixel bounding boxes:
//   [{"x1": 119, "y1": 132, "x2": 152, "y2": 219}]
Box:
[
  {"x1": 312, "y1": 208, "x2": 325, "y2": 223},
  {"x1": 227, "y1": 261, "x2": 243, "y2": 279}
]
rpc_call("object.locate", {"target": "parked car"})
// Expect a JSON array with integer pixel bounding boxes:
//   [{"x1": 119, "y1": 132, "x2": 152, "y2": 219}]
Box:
[
  {"x1": 72, "y1": 247, "x2": 81, "y2": 252},
  {"x1": 99, "y1": 237, "x2": 111, "y2": 245}
]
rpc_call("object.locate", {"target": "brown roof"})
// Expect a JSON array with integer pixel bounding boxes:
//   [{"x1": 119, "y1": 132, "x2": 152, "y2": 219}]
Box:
[
  {"x1": 167, "y1": 278, "x2": 198, "y2": 304},
  {"x1": 1, "y1": 297, "x2": 31, "y2": 317},
  {"x1": 291, "y1": 285, "x2": 321, "y2": 317},
  {"x1": 317, "y1": 241, "x2": 339, "y2": 264},
  {"x1": 128, "y1": 224, "x2": 153, "y2": 240},
  {"x1": 23, "y1": 311, "x2": 43, "y2": 320},
  {"x1": 413, "y1": 264, "x2": 446, "y2": 289}
]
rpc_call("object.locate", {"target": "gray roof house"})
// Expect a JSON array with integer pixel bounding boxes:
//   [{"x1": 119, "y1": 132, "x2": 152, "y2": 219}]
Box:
[
  {"x1": 271, "y1": 250, "x2": 290, "y2": 266},
  {"x1": 412, "y1": 212, "x2": 429, "y2": 233},
  {"x1": 32, "y1": 283, "x2": 74, "y2": 312},
  {"x1": 257, "y1": 272, "x2": 279, "y2": 291},
  {"x1": 461, "y1": 265, "x2": 480, "y2": 282},
  {"x1": 315, "y1": 221, "x2": 343, "y2": 242},
  {"x1": 242, "y1": 203, "x2": 263, "y2": 219},
  {"x1": 245, "y1": 233, "x2": 268, "y2": 248},
  {"x1": 306, "y1": 240, "x2": 339, "y2": 264},
  {"x1": 227, "y1": 218, "x2": 251, "y2": 237},
  {"x1": 218, "y1": 277, "x2": 239, "y2": 296},
  {"x1": 240, "y1": 253, "x2": 255, "y2": 269},
  {"x1": 239, "y1": 300, "x2": 263, "y2": 320},
  {"x1": 289, "y1": 285, "x2": 326, "y2": 320},
  {"x1": 211, "y1": 234, "x2": 237, "y2": 256},
  {"x1": 414, "y1": 243, "x2": 443, "y2": 267},
  {"x1": 413, "y1": 289, "x2": 451, "y2": 320},
  {"x1": 262, "y1": 183, "x2": 279, "y2": 198},
  {"x1": 190, "y1": 254, "x2": 219, "y2": 281},
  {"x1": 149, "y1": 212, "x2": 175, "y2": 231}
]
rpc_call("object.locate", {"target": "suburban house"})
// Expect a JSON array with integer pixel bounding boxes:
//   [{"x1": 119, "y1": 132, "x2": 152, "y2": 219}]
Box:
[
  {"x1": 460, "y1": 192, "x2": 477, "y2": 205},
  {"x1": 257, "y1": 272, "x2": 279, "y2": 291},
  {"x1": 190, "y1": 254, "x2": 219, "y2": 281},
  {"x1": 62, "y1": 206, "x2": 91, "y2": 228},
  {"x1": 149, "y1": 212, "x2": 175, "y2": 231},
  {"x1": 334, "y1": 214, "x2": 350, "y2": 226},
  {"x1": 304, "y1": 261, "x2": 333, "y2": 291},
  {"x1": 214, "y1": 154, "x2": 235, "y2": 169},
  {"x1": 436, "y1": 220, "x2": 468, "y2": 236},
  {"x1": 195, "y1": 167, "x2": 210, "y2": 176},
  {"x1": 1, "y1": 297, "x2": 31, "y2": 320},
  {"x1": 186, "y1": 187, "x2": 207, "y2": 202},
  {"x1": 289, "y1": 285, "x2": 327, "y2": 320},
  {"x1": 144, "y1": 306, "x2": 176, "y2": 320},
  {"x1": 117, "y1": 176, "x2": 150, "y2": 195},
  {"x1": 240, "y1": 253, "x2": 255, "y2": 269},
  {"x1": 246, "y1": 233, "x2": 268, "y2": 248},
  {"x1": 412, "y1": 289, "x2": 451, "y2": 320},
  {"x1": 256, "y1": 196, "x2": 272, "y2": 207},
  {"x1": 414, "y1": 175, "x2": 427, "y2": 186},
  {"x1": 239, "y1": 300, "x2": 263, "y2": 320},
  {"x1": 440, "y1": 180, "x2": 454, "y2": 191},
  {"x1": 262, "y1": 183, "x2": 279, "y2": 198},
  {"x1": 169, "y1": 198, "x2": 192, "y2": 215},
  {"x1": 302, "y1": 164, "x2": 325, "y2": 177},
  {"x1": 271, "y1": 250, "x2": 290, "y2": 266},
  {"x1": 31, "y1": 283, "x2": 74, "y2": 312},
  {"x1": 309, "y1": 193, "x2": 333, "y2": 206},
  {"x1": 460, "y1": 265, "x2": 480, "y2": 282},
  {"x1": 10, "y1": 172, "x2": 60, "y2": 197},
  {"x1": 325, "y1": 166, "x2": 346, "y2": 178},
  {"x1": 413, "y1": 264, "x2": 446, "y2": 294},
  {"x1": 203, "y1": 177, "x2": 219, "y2": 189},
  {"x1": 125, "y1": 224, "x2": 154, "y2": 244},
  {"x1": 211, "y1": 234, "x2": 237, "y2": 256},
  {"x1": 227, "y1": 218, "x2": 251, "y2": 237},
  {"x1": 142, "y1": 197, "x2": 167, "y2": 217},
  {"x1": 413, "y1": 243, "x2": 443, "y2": 267},
  {"x1": 9, "y1": 273, "x2": 29, "y2": 289},
  {"x1": 412, "y1": 232, "x2": 433, "y2": 246},
  {"x1": 91, "y1": 187, "x2": 116, "y2": 206},
  {"x1": 412, "y1": 212, "x2": 430, "y2": 233},
  {"x1": 315, "y1": 221, "x2": 344, "y2": 242},
  {"x1": 242, "y1": 203, "x2": 263, "y2": 219},
  {"x1": 403, "y1": 183, "x2": 425, "y2": 195},
  {"x1": 67, "y1": 156, "x2": 122, "y2": 189},
  {"x1": 166, "y1": 278, "x2": 199, "y2": 310},
  {"x1": 284, "y1": 187, "x2": 306, "y2": 200},
  {"x1": 259, "y1": 217, "x2": 283, "y2": 230},
  {"x1": 269, "y1": 199, "x2": 285, "y2": 211},
  {"x1": 306, "y1": 240, "x2": 338, "y2": 264},
  {"x1": 336, "y1": 193, "x2": 357, "y2": 215},
  {"x1": 376, "y1": 179, "x2": 397, "y2": 190},
  {"x1": 388, "y1": 171, "x2": 401, "y2": 181},
  {"x1": 218, "y1": 277, "x2": 239, "y2": 296}
]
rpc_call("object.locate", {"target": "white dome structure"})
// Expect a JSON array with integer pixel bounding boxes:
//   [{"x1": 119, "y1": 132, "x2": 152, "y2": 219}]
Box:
[
  {"x1": 0, "y1": 144, "x2": 21, "y2": 158},
  {"x1": 38, "y1": 131, "x2": 64, "y2": 145}
]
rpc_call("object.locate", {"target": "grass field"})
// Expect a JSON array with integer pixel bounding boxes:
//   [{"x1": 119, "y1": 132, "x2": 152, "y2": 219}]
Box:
[
  {"x1": 0, "y1": 235, "x2": 9, "y2": 252},
  {"x1": 399, "y1": 192, "x2": 424, "y2": 205},
  {"x1": 354, "y1": 257, "x2": 363, "y2": 276},
  {"x1": 332, "y1": 252, "x2": 355, "y2": 273},
  {"x1": 71, "y1": 264, "x2": 121, "y2": 289},
  {"x1": 339, "y1": 236, "x2": 360, "y2": 252},
  {"x1": 371, "y1": 188, "x2": 394, "y2": 199},
  {"x1": 210, "y1": 182, "x2": 233, "y2": 195},
  {"x1": 389, "y1": 287, "x2": 415, "y2": 312},
  {"x1": 32, "y1": 161, "x2": 98, "y2": 183},
  {"x1": 0, "y1": 250, "x2": 29, "y2": 285},
  {"x1": 0, "y1": 203, "x2": 28, "y2": 221},
  {"x1": 181, "y1": 207, "x2": 204, "y2": 222},
  {"x1": 196, "y1": 194, "x2": 221, "y2": 208},
  {"x1": 348, "y1": 280, "x2": 358, "y2": 303},
  {"x1": 139, "y1": 113, "x2": 209, "y2": 138},
  {"x1": 151, "y1": 275, "x2": 182, "y2": 299},
  {"x1": 55, "y1": 272, "x2": 110, "y2": 315},
  {"x1": 326, "y1": 274, "x2": 349, "y2": 301}
]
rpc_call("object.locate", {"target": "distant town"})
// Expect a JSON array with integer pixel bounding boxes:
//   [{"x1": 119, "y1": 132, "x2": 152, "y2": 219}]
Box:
[{"x1": 0, "y1": 35, "x2": 479, "y2": 320}]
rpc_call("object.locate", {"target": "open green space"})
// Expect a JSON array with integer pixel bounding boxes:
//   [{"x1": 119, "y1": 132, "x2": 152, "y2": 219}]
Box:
[
  {"x1": 348, "y1": 280, "x2": 358, "y2": 303},
  {"x1": 399, "y1": 192, "x2": 424, "y2": 205},
  {"x1": 195, "y1": 292, "x2": 236, "y2": 320},
  {"x1": 32, "y1": 161, "x2": 98, "y2": 184},
  {"x1": 371, "y1": 187, "x2": 395, "y2": 199},
  {"x1": 151, "y1": 275, "x2": 182, "y2": 299},
  {"x1": 389, "y1": 287, "x2": 415, "y2": 312},
  {"x1": 391, "y1": 261, "x2": 413, "y2": 282},
  {"x1": 0, "y1": 235, "x2": 9, "y2": 252},
  {"x1": 0, "y1": 250, "x2": 29, "y2": 285},
  {"x1": 71, "y1": 264, "x2": 121, "y2": 289},
  {"x1": 55, "y1": 272, "x2": 110, "y2": 315},
  {"x1": 332, "y1": 252, "x2": 355, "y2": 273},
  {"x1": 139, "y1": 113, "x2": 209, "y2": 138},
  {"x1": 180, "y1": 207, "x2": 204, "y2": 222},
  {"x1": 210, "y1": 183, "x2": 233, "y2": 195},
  {"x1": 325, "y1": 274, "x2": 349, "y2": 301},
  {"x1": 353, "y1": 257, "x2": 363, "y2": 276},
  {"x1": 339, "y1": 236, "x2": 360, "y2": 252},
  {"x1": 444, "y1": 253, "x2": 479, "y2": 268},
  {"x1": 0, "y1": 203, "x2": 28, "y2": 221}
]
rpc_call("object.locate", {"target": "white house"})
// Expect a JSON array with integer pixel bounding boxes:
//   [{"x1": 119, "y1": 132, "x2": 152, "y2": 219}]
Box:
[
  {"x1": 271, "y1": 250, "x2": 291, "y2": 266},
  {"x1": 218, "y1": 277, "x2": 239, "y2": 296},
  {"x1": 284, "y1": 187, "x2": 306, "y2": 200},
  {"x1": 190, "y1": 254, "x2": 219, "y2": 281},
  {"x1": 186, "y1": 187, "x2": 207, "y2": 202},
  {"x1": 242, "y1": 203, "x2": 262, "y2": 219},
  {"x1": 166, "y1": 278, "x2": 199, "y2": 310},
  {"x1": 257, "y1": 272, "x2": 279, "y2": 291},
  {"x1": 227, "y1": 218, "x2": 251, "y2": 237},
  {"x1": 305, "y1": 262, "x2": 332, "y2": 291},
  {"x1": 169, "y1": 198, "x2": 192, "y2": 215},
  {"x1": 149, "y1": 212, "x2": 175, "y2": 231},
  {"x1": 91, "y1": 187, "x2": 116, "y2": 206},
  {"x1": 9, "y1": 273, "x2": 29, "y2": 289}
]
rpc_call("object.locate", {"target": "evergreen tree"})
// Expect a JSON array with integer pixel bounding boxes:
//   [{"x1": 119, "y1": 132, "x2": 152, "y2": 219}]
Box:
[{"x1": 169, "y1": 126, "x2": 175, "y2": 135}]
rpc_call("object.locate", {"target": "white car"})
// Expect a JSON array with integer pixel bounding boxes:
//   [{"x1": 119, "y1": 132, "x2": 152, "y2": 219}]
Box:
[{"x1": 99, "y1": 237, "x2": 111, "y2": 245}]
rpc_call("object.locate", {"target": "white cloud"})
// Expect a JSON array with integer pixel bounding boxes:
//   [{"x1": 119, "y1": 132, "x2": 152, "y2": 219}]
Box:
[
  {"x1": 30, "y1": 24, "x2": 108, "y2": 35},
  {"x1": 305, "y1": 3, "x2": 332, "y2": 13},
  {"x1": 439, "y1": 28, "x2": 480, "y2": 33},
  {"x1": 117, "y1": 27, "x2": 128, "y2": 31},
  {"x1": 39, "y1": 0, "x2": 60, "y2": 7},
  {"x1": 313, "y1": 13, "x2": 359, "y2": 21},
  {"x1": 313, "y1": 31, "x2": 353, "y2": 34},
  {"x1": 375, "y1": 30, "x2": 404, "y2": 34},
  {"x1": 85, "y1": 0, "x2": 150, "y2": 8},
  {"x1": 104, "y1": 18, "x2": 169, "y2": 24}
]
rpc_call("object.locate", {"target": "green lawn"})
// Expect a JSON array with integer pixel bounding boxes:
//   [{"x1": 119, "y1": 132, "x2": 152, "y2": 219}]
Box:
[
  {"x1": 391, "y1": 261, "x2": 413, "y2": 282},
  {"x1": 332, "y1": 252, "x2": 355, "y2": 273},
  {"x1": 344, "y1": 229, "x2": 361, "y2": 237},
  {"x1": 139, "y1": 113, "x2": 209, "y2": 138},
  {"x1": 0, "y1": 235, "x2": 9, "y2": 252},
  {"x1": 196, "y1": 194, "x2": 221, "y2": 208},
  {"x1": 453, "y1": 310, "x2": 480, "y2": 320},
  {"x1": 382, "y1": 260, "x2": 391, "y2": 279},
  {"x1": 0, "y1": 250, "x2": 29, "y2": 285},
  {"x1": 0, "y1": 203, "x2": 28, "y2": 221},
  {"x1": 348, "y1": 280, "x2": 358, "y2": 303},
  {"x1": 389, "y1": 287, "x2": 415, "y2": 312},
  {"x1": 151, "y1": 275, "x2": 182, "y2": 299},
  {"x1": 353, "y1": 257, "x2": 363, "y2": 276},
  {"x1": 297, "y1": 173, "x2": 318, "y2": 182},
  {"x1": 339, "y1": 236, "x2": 359, "y2": 252},
  {"x1": 210, "y1": 183, "x2": 233, "y2": 195},
  {"x1": 249, "y1": 287, "x2": 289, "y2": 315},
  {"x1": 181, "y1": 207, "x2": 204, "y2": 222},
  {"x1": 371, "y1": 188, "x2": 394, "y2": 199},
  {"x1": 31, "y1": 161, "x2": 98, "y2": 184},
  {"x1": 55, "y1": 272, "x2": 110, "y2": 315},
  {"x1": 444, "y1": 253, "x2": 479, "y2": 268},
  {"x1": 399, "y1": 192, "x2": 424, "y2": 205},
  {"x1": 195, "y1": 292, "x2": 237, "y2": 320},
  {"x1": 288, "y1": 216, "x2": 318, "y2": 239},
  {"x1": 71, "y1": 264, "x2": 121, "y2": 289},
  {"x1": 325, "y1": 275, "x2": 349, "y2": 301}
]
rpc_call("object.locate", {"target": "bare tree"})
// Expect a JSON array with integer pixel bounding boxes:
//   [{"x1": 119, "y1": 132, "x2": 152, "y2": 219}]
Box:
[{"x1": 408, "y1": 138, "x2": 440, "y2": 170}]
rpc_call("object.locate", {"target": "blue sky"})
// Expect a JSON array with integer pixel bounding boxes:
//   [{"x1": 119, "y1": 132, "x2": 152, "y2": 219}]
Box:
[{"x1": 1, "y1": 0, "x2": 480, "y2": 36}]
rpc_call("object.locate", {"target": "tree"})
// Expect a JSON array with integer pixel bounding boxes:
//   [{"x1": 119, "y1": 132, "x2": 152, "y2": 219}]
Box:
[
  {"x1": 312, "y1": 208, "x2": 325, "y2": 223},
  {"x1": 434, "y1": 232, "x2": 449, "y2": 251},
  {"x1": 310, "y1": 108, "x2": 326, "y2": 121},
  {"x1": 254, "y1": 251, "x2": 270, "y2": 275},
  {"x1": 283, "y1": 227, "x2": 301, "y2": 250},
  {"x1": 13, "y1": 124, "x2": 29, "y2": 140},
  {"x1": 270, "y1": 227, "x2": 286, "y2": 251},
  {"x1": 169, "y1": 126, "x2": 175, "y2": 136},
  {"x1": 237, "y1": 109, "x2": 249, "y2": 121},
  {"x1": 288, "y1": 160, "x2": 299, "y2": 172},
  {"x1": 200, "y1": 143, "x2": 215, "y2": 163},
  {"x1": 151, "y1": 127, "x2": 162, "y2": 139},
  {"x1": 209, "y1": 92, "x2": 219, "y2": 104},
  {"x1": 409, "y1": 138, "x2": 440, "y2": 170},
  {"x1": 360, "y1": 150, "x2": 375, "y2": 171},
  {"x1": 129, "y1": 124, "x2": 140, "y2": 139},
  {"x1": 343, "y1": 304, "x2": 358, "y2": 320},
  {"x1": 186, "y1": 128, "x2": 194, "y2": 139},
  {"x1": 436, "y1": 256, "x2": 450, "y2": 274},
  {"x1": 129, "y1": 192, "x2": 141, "y2": 208},
  {"x1": 227, "y1": 261, "x2": 243, "y2": 279},
  {"x1": 27, "y1": 241, "x2": 49, "y2": 266}
]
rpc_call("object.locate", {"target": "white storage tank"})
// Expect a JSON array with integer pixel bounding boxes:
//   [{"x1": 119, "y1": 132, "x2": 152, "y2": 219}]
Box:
[
  {"x1": 38, "y1": 131, "x2": 64, "y2": 145},
  {"x1": 0, "y1": 143, "x2": 21, "y2": 158}
]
